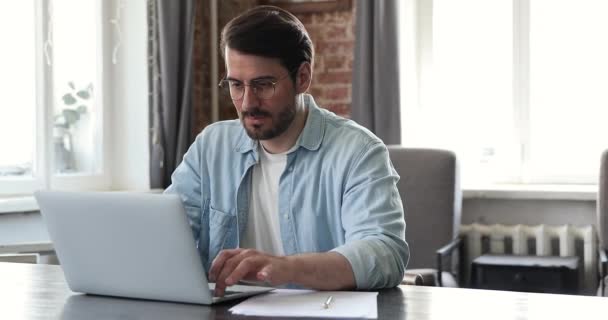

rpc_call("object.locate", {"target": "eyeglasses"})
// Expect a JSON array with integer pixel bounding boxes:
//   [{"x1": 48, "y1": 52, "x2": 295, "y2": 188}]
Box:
[{"x1": 218, "y1": 72, "x2": 292, "y2": 101}]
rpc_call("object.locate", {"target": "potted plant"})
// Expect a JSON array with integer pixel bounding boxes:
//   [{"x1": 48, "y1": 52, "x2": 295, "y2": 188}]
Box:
[{"x1": 54, "y1": 82, "x2": 93, "y2": 173}]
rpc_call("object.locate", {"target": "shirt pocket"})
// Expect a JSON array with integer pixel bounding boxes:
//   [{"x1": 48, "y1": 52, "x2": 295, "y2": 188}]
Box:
[{"x1": 208, "y1": 206, "x2": 236, "y2": 261}]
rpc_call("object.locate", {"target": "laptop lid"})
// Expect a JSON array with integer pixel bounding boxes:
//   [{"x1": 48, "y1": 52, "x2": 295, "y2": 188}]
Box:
[{"x1": 34, "y1": 191, "x2": 272, "y2": 305}]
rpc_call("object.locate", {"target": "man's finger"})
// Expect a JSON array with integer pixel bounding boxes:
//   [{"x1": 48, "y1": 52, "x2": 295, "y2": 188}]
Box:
[
  {"x1": 256, "y1": 264, "x2": 272, "y2": 283},
  {"x1": 209, "y1": 249, "x2": 242, "y2": 282},
  {"x1": 214, "y1": 249, "x2": 258, "y2": 296},
  {"x1": 215, "y1": 249, "x2": 256, "y2": 285},
  {"x1": 226, "y1": 257, "x2": 263, "y2": 286}
]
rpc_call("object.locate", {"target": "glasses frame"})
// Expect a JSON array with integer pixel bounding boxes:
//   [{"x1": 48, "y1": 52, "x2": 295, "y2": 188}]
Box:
[{"x1": 218, "y1": 71, "x2": 294, "y2": 101}]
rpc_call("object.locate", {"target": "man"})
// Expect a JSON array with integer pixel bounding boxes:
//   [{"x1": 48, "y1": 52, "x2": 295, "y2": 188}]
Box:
[{"x1": 165, "y1": 6, "x2": 408, "y2": 296}]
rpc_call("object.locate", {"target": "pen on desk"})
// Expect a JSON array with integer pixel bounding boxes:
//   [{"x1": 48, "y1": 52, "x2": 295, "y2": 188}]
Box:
[{"x1": 322, "y1": 295, "x2": 333, "y2": 309}]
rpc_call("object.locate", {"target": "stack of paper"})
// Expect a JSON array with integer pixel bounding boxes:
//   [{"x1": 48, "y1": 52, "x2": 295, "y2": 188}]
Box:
[{"x1": 229, "y1": 289, "x2": 378, "y2": 318}]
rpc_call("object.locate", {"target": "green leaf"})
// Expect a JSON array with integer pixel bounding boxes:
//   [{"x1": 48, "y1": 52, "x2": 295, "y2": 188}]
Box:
[
  {"x1": 77, "y1": 105, "x2": 87, "y2": 114},
  {"x1": 62, "y1": 109, "x2": 79, "y2": 125},
  {"x1": 62, "y1": 93, "x2": 77, "y2": 105},
  {"x1": 76, "y1": 90, "x2": 90, "y2": 100},
  {"x1": 68, "y1": 82, "x2": 75, "y2": 90}
]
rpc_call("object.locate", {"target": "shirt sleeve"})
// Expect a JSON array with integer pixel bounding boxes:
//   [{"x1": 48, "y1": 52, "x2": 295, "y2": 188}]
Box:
[
  {"x1": 331, "y1": 140, "x2": 409, "y2": 289},
  {"x1": 163, "y1": 134, "x2": 210, "y2": 268}
]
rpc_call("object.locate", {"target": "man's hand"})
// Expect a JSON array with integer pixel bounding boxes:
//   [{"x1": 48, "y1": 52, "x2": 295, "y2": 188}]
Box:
[
  {"x1": 209, "y1": 249, "x2": 356, "y2": 297},
  {"x1": 208, "y1": 248, "x2": 294, "y2": 297}
]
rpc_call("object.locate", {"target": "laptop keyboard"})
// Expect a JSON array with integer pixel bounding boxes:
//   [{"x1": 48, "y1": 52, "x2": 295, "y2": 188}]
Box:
[{"x1": 210, "y1": 290, "x2": 239, "y2": 297}]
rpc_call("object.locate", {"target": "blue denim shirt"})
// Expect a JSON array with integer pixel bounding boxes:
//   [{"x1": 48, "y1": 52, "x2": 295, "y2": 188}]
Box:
[{"x1": 165, "y1": 94, "x2": 409, "y2": 289}]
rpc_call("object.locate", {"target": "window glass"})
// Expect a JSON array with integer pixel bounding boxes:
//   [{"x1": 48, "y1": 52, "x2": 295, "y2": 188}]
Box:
[
  {"x1": 528, "y1": 0, "x2": 608, "y2": 183},
  {"x1": 0, "y1": 1, "x2": 37, "y2": 178},
  {"x1": 52, "y1": 0, "x2": 101, "y2": 175}
]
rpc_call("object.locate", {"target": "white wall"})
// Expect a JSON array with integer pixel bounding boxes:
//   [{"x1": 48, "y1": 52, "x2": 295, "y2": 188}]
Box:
[
  {"x1": 463, "y1": 198, "x2": 596, "y2": 227},
  {"x1": 107, "y1": 0, "x2": 150, "y2": 191}
]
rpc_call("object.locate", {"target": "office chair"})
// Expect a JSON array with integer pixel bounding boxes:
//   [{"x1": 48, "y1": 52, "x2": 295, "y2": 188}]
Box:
[
  {"x1": 387, "y1": 146, "x2": 463, "y2": 286},
  {"x1": 598, "y1": 149, "x2": 608, "y2": 296}
]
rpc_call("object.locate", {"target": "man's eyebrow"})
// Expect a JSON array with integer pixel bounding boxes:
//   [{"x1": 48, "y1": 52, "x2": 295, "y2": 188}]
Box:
[{"x1": 225, "y1": 75, "x2": 277, "y2": 82}]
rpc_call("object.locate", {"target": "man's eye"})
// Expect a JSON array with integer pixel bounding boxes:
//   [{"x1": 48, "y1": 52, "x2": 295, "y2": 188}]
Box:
[
  {"x1": 229, "y1": 81, "x2": 243, "y2": 88},
  {"x1": 253, "y1": 81, "x2": 274, "y2": 89}
]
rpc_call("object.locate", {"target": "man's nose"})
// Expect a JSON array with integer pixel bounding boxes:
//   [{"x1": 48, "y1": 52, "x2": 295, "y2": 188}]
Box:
[{"x1": 241, "y1": 85, "x2": 260, "y2": 110}]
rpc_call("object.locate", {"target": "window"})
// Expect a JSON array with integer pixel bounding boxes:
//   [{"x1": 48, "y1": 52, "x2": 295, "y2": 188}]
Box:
[
  {"x1": 399, "y1": 0, "x2": 608, "y2": 187},
  {"x1": 0, "y1": 0, "x2": 108, "y2": 195},
  {"x1": 0, "y1": 1, "x2": 37, "y2": 181}
]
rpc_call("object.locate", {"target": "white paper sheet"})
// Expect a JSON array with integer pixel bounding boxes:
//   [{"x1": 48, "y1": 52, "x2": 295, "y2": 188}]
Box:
[{"x1": 229, "y1": 289, "x2": 378, "y2": 318}]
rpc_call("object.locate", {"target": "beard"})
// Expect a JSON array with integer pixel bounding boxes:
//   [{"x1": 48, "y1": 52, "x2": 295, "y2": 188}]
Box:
[{"x1": 240, "y1": 102, "x2": 297, "y2": 140}]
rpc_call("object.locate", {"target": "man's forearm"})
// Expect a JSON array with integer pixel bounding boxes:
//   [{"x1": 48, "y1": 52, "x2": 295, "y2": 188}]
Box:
[{"x1": 286, "y1": 252, "x2": 356, "y2": 290}]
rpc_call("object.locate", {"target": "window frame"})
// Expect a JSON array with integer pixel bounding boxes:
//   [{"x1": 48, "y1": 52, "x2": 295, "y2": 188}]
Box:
[
  {"x1": 0, "y1": 0, "x2": 111, "y2": 196},
  {"x1": 401, "y1": 0, "x2": 602, "y2": 186}
]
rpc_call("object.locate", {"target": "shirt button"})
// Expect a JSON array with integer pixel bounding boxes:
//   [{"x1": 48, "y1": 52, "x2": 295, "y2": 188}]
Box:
[
  {"x1": 288, "y1": 166, "x2": 293, "y2": 171},
  {"x1": 284, "y1": 214, "x2": 289, "y2": 219}
]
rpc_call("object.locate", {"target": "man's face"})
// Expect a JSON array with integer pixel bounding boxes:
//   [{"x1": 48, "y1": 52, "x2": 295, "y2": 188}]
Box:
[{"x1": 225, "y1": 48, "x2": 299, "y2": 140}]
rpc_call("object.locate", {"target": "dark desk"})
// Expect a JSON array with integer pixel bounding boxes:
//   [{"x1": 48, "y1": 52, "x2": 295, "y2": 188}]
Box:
[{"x1": 1, "y1": 262, "x2": 605, "y2": 320}]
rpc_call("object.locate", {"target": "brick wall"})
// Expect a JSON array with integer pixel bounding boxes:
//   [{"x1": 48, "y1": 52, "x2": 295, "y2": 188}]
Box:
[
  {"x1": 192, "y1": 2, "x2": 355, "y2": 135},
  {"x1": 192, "y1": 1, "x2": 211, "y2": 135},
  {"x1": 296, "y1": 7, "x2": 355, "y2": 118}
]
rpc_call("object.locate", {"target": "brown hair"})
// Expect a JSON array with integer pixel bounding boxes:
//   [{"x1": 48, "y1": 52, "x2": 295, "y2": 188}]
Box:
[{"x1": 220, "y1": 5, "x2": 314, "y2": 81}]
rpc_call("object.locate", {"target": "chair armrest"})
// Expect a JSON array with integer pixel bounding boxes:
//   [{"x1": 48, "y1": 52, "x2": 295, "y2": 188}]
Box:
[
  {"x1": 600, "y1": 249, "x2": 607, "y2": 296},
  {"x1": 436, "y1": 236, "x2": 463, "y2": 286},
  {"x1": 437, "y1": 237, "x2": 462, "y2": 257},
  {"x1": 402, "y1": 272, "x2": 424, "y2": 286}
]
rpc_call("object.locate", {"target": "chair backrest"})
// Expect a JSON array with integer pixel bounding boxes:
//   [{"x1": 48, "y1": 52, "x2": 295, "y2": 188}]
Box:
[
  {"x1": 387, "y1": 146, "x2": 462, "y2": 269},
  {"x1": 598, "y1": 150, "x2": 608, "y2": 251}
]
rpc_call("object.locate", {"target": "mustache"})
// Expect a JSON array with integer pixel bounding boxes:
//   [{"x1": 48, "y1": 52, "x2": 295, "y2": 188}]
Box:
[{"x1": 241, "y1": 108, "x2": 271, "y2": 118}]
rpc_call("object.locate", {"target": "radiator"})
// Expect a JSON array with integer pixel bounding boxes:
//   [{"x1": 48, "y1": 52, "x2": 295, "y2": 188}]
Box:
[{"x1": 460, "y1": 223, "x2": 597, "y2": 293}]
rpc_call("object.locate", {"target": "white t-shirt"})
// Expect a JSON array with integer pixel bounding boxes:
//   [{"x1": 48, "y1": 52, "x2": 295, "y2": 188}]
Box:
[{"x1": 240, "y1": 143, "x2": 296, "y2": 255}]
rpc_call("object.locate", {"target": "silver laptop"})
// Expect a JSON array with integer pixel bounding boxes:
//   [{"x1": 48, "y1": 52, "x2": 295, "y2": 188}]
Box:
[{"x1": 34, "y1": 191, "x2": 274, "y2": 305}]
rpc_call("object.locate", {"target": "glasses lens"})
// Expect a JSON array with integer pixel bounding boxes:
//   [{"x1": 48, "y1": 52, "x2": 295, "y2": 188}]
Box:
[
  {"x1": 219, "y1": 79, "x2": 278, "y2": 100},
  {"x1": 220, "y1": 80, "x2": 244, "y2": 100},
  {"x1": 252, "y1": 80, "x2": 275, "y2": 100}
]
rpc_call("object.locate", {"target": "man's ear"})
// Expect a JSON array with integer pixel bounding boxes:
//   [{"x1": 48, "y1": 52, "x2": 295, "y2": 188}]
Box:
[{"x1": 295, "y1": 62, "x2": 312, "y2": 94}]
